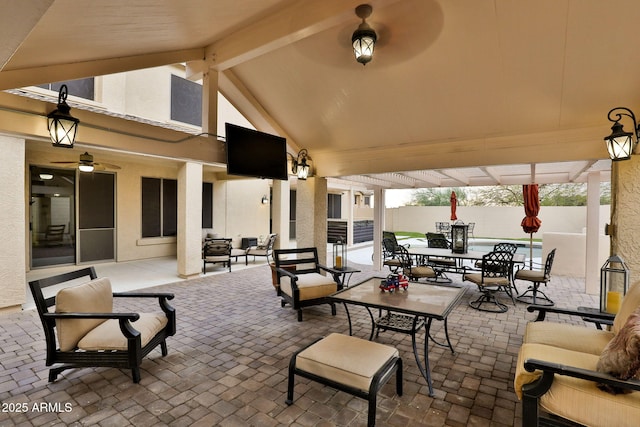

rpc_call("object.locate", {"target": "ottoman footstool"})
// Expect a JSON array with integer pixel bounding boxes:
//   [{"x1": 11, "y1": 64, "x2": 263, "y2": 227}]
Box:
[{"x1": 286, "y1": 333, "x2": 403, "y2": 427}]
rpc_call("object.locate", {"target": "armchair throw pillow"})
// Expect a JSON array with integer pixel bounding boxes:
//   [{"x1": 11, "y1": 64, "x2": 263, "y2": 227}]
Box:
[{"x1": 596, "y1": 306, "x2": 640, "y2": 394}]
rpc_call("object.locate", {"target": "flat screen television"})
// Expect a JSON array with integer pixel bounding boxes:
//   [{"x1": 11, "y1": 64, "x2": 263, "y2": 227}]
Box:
[{"x1": 225, "y1": 123, "x2": 288, "y2": 181}]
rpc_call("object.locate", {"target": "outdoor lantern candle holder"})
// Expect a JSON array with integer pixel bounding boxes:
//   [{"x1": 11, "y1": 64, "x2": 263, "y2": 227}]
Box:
[
  {"x1": 333, "y1": 240, "x2": 347, "y2": 269},
  {"x1": 451, "y1": 224, "x2": 469, "y2": 254},
  {"x1": 600, "y1": 255, "x2": 629, "y2": 314}
]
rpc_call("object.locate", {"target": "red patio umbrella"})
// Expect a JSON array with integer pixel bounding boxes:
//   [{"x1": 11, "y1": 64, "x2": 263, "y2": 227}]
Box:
[
  {"x1": 521, "y1": 184, "x2": 542, "y2": 268},
  {"x1": 450, "y1": 191, "x2": 458, "y2": 221}
]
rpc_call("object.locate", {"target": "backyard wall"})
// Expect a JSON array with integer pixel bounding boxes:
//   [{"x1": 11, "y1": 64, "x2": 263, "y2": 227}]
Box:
[{"x1": 385, "y1": 205, "x2": 610, "y2": 240}]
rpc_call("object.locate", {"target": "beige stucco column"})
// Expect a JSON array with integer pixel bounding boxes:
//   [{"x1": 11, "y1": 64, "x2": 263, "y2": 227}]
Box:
[
  {"x1": 346, "y1": 189, "x2": 354, "y2": 247},
  {"x1": 0, "y1": 136, "x2": 26, "y2": 312},
  {"x1": 177, "y1": 162, "x2": 203, "y2": 279},
  {"x1": 372, "y1": 187, "x2": 385, "y2": 271},
  {"x1": 296, "y1": 177, "x2": 328, "y2": 265},
  {"x1": 585, "y1": 171, "x2": 602, "y2": 294},
  {"x1": 611, "y1": 158, "x2": 640, "y2": 284},
  {"x1": 271, "y1": 179, "x2": 290, "y2": 250}
]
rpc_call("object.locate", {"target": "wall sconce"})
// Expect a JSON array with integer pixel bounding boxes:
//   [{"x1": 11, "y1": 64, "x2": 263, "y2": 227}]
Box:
[
  {"x1": 352, "y1": 4, "x2": 377, "y2": 66},
  {"x1": 604, "y1": 107, "x2": 640, "y2": 161},
  {"x1": 289, "y1": 149, "x2": 311, "y2": 180},
  {"x1": 47, "y1": 84, "x2": 79, "y2": 148},
  {"x1": 261, "y1": 195, "x2": 269, "y2": 204}
]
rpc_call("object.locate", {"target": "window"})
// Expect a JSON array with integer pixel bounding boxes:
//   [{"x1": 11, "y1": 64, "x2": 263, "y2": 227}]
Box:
[
  {"x1": 202, "y1": 182, "x2": 213, "y2": 229},
  {"x1": 170, "y1": 75, "x2": 202, "y2": 126},
  {"x1": 38, "y1": 79, "x2": 95, "y2": 101},
  {"x1": 328, "y1": 194, "x2": 342, "y2": 219},
  {"x1": 141, "y1": 177, "x2": 177, "y2": 238},
  {"x1": 364, "y1": 196, "x2": 371, "y2": 207}
]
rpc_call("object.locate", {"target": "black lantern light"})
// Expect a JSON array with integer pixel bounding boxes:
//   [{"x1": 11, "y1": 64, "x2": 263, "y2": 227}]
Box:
[
  {"x1": 289, "y1": 149, "x2": 311, "y2": 180},
  {"x1": 451, "y1": 224, "x2": 469, "y2": 254},
  {"x1": 333, "y1": 239, "x2": 347, "y2": 269},
  {"x1": 352, "y1": 4, "x2": 377, "y2": 66},
  {"x1": 604, "y1": 107, "x2": 640, "y2": 161},
  {"x1": 600, "y1": 255, "x2": 629, "y2": 314},
  {"x1": 47, "y1": 84, "x2": 79, "y2": 148}
]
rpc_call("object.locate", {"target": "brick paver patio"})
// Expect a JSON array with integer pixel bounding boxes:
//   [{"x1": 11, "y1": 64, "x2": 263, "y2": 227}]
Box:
[{"x1": 0, "y1": 263, "x2": 597, "y2": 426}]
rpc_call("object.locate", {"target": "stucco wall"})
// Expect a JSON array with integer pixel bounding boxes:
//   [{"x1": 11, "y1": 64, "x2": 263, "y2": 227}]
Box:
[{"x1": 385, "y1": 205, "x2": 610, "y2": 240}]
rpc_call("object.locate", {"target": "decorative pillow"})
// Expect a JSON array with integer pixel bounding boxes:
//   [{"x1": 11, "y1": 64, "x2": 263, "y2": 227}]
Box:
[
  {"x1": 596, "y1": 306, "x2": 640, "y2": 394},
  {"x1": 55, "y1": 277, "x2": 113, "y2": 351}
]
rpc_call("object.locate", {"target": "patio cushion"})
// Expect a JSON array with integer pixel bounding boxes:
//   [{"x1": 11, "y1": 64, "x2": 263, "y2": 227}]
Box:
[
  {"x1": 279, "y1": 273, "x2": 337, "y2": 301},
  {"x1": 613, "y1": 281, "x2": 640, "y2": 335},
  {"x1": 55, "y1": 277, "x2": 113, "y2": 351},
  {"x1": 524, "y1": 321, "x2": 614, "y2": 355},
  {"x1": 295, "y1": 333, "x2": 399, "y2": 391},
  {"x1": 463, "y1": 273, "x2": 509, "y2": 287},
  {"x1": 515, "y1": 343, "x2": 640, "y2": 426},
  {"x1": 596, "y1": 307, "x2": 640, "y2": 390},
  {"x1": 78, "y1": 312, "x2": 168, "y2": 351}
]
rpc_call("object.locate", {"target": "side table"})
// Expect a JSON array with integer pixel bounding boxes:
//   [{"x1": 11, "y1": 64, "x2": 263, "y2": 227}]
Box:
[{"x1": 326, "y1": 265, "x2": 360, "y2": 287}]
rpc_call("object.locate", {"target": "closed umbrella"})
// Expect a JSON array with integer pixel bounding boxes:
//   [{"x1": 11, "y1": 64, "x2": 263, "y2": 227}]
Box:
[
  {"x1": 450, "y1": 191, "x2": 457, "y2": 221},
  {"x1": 521, "y1": 184, "x2": 542, "y2": 268}
]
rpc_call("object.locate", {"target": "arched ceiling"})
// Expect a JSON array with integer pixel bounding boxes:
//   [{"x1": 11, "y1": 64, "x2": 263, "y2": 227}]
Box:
[{"x1": 2, "y1": 0, "x2": 629, "y2": 189}]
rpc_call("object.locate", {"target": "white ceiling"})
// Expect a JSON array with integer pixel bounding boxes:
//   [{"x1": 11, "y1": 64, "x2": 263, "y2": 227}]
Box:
[{"x1": 2, "y1": 0, "x2": 631, "y2": 189}]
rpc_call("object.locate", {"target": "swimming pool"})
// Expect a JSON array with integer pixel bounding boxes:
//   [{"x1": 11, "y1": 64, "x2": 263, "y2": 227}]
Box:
[{"x1": 468, "y1": 241, "x2": 542, "y2": 261}]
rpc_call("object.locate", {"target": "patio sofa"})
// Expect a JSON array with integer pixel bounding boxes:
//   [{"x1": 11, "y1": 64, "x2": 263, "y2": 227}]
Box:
[{"x1": 514, "y1": 281, "x2": 640, "y2": 426}]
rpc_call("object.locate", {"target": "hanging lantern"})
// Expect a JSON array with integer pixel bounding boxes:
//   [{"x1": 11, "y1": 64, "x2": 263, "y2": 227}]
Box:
[
  {"x1": 333, "y1": 239, "x2": 347, "y2": 269},
  {"x1": 47, "y1": 84, "x2": 79, "y2": 148},
  {"x1": 600, "y1": 255, "x2": 629, "y2": 314}
]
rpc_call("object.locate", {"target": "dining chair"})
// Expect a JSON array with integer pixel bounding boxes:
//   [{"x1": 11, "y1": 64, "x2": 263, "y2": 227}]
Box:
[
  {"x1": 464, "y1": 250, "x2": 515, "y2": 312},
  {"x1": 515, "y1": 248, "x2": 556, "y2": 306}
]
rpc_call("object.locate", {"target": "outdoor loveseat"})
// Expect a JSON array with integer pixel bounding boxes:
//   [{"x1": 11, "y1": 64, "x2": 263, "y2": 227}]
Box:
[
  {"x1": 514, "y1": 281, "x2": 640, "y2": 426},
  {"x1": 29, "y1": 267, "x2": 176, "y2": 383}
]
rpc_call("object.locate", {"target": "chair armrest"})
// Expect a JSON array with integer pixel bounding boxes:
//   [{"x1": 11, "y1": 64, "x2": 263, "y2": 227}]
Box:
[
  {"x1": 43, "y1": 312, "x2": 140, "y2": 321},
  {"x1": 524, "y1": 358, "x2": 640, "y2": 393},
  {"x1": 527, "y1": 304, "x2": 616, "y2": 322},
  {"x1": 113, "y1": 292, "x2": 174, "y2": 299}
]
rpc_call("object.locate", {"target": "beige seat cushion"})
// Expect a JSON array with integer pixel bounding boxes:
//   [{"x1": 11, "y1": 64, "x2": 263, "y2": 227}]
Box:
[
  {"x1": 77, "y1": 312, "x2": 168, "y2": 351},
  {"x1": 514, "y1": 269, "x2": 546, "y2": 282},
  {"x1": 524, "y1": 321, "x2": 614, "y2": 355},
  {"x1": 55, "y1": 277, "x2": 113, "y2": 351},
  {"x1": 296, "y1": 333, "x2": 399, "y2": 391},
  {"x1": 515, "y1": 343, "x2": 640, "y2": 426},
  {"x1": 405, "y1": 266, "x2": 436, "y2": 278},
  {"x1": 280, "y1": 273, "x2": 337, "y2": 301},
  {"x1": 464, "y1": 273, "x2": 509, "y2": 287}
]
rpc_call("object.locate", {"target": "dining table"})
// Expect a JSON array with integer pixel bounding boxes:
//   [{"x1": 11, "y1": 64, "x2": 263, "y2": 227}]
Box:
[{"x1": 329, "y1": 277, "x2": 466, "y2": 397}]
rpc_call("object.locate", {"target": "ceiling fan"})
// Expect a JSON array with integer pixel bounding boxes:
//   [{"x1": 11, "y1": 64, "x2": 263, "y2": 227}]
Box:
[{"x1": 51, "y1": 152, "x2": 121, "y2": 172}]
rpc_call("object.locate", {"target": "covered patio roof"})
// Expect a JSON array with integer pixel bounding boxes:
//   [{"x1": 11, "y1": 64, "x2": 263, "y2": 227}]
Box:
[{"x1": 3, "y1": 0, "x2": 630, "y2": 187}]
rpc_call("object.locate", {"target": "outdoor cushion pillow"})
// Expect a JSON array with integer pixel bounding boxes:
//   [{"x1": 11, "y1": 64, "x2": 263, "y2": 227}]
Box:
[
  {"x1": 596, "y1": 306, "x2": 640, "y2": 394},
  {"x1": 55, "y1": 277, "x2": 113, "y2": 351}
]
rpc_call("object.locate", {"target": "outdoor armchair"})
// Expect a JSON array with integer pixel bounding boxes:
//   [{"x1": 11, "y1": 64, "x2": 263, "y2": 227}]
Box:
[
  {"x1": 274, "y1": 247, "x2": 342, "y2": 322},
  {"x1": 514, "y1": 281, "x2": 640, "y2": 426},
  {"x1": 203, "y1": 238, "x2": 232, "y2": 272},
  {"x1": 29, "y1": 267, "x2": 175, "y2": 383},
  {"x1": 246, "y1": 233, "x2": 277, "y2": 263}
]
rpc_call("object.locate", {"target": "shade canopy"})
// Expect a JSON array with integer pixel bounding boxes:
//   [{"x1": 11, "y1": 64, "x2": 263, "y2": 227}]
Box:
[
  {"x1": 521, "y1": 184, "x2": 542, "y2": 233},
  {"x1": 450, "y1": 191, "x2": 458, "y2": 221}
]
